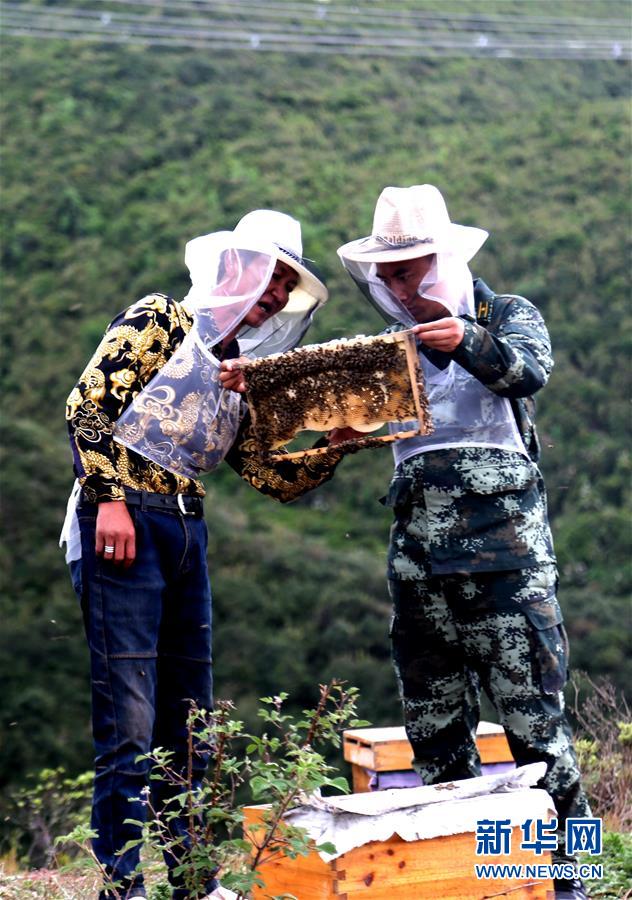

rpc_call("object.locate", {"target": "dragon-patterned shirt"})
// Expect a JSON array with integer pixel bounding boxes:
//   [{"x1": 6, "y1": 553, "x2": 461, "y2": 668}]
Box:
[
  {"x1": 386, "y1": 280, "x2": 557, "y2": 578},
  {"x1": 66, "y1": 293, "x2": 344, "y2": 504}
]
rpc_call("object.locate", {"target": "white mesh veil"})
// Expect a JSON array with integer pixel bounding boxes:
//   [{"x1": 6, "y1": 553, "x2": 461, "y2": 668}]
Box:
[
  {"x1": 221, "y1": 209, "x2": 327, "y2": 359},
  {"x1": 338, "y1": 235, "x2": 527, "y2": 461},
  {"x1": 114, "y1": 243, "x2": 276, "y2": 479},
  {"x1": 114, "y1": 211, "x2": 328, "y2": 479},
  {"x1": 339, "y1": 249, "x2": 476, "y2": 326}
]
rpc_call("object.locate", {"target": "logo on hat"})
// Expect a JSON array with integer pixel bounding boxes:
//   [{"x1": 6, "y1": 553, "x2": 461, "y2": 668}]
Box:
[{"x1": 338, "y1": 184, "x2": 487, "y2": 265}]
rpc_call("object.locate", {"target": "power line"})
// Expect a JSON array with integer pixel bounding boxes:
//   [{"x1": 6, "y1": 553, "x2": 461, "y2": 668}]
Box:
[
  {"x1": 1, "y1": 1, "x2": 629, "y2": 59},
  {"x1": 86, "y1": 0, "x2": 632, "y2": 31},
  {"x1": 4, "y1": 30, "x2": 625, "y2": 60},
  {"x1": 3, "y1": 0, "x2": 628, "y2": 38},
  {"x1": 0, "y1": 4, "x2": 623, "y2": 45}
]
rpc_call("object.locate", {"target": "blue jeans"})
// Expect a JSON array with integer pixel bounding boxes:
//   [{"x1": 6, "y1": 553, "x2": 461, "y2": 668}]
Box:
[{"x1": 71, "y1": 500, "x2": 219, "y2": 899}]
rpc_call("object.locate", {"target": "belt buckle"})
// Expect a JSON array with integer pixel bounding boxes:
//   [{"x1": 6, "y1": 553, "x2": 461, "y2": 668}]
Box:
[{"x1": 177, "y1": 494, "x2": 194, "y2": 516}]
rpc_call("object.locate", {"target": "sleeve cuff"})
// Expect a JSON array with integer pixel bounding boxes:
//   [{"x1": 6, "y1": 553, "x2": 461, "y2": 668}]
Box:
[
  {"x1": 452, "y1": 319, "x2": 485, "y2": 362},
  {"x1": 79, "y1": 477, "x2": 126, "y2": 504}
]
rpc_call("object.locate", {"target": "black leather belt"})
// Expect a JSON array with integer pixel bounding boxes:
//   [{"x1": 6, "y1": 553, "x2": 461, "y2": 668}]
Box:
[
  {"x1": 125, "y1": 489, "x2": 203, "y2": 516},
  {"x1": 80, "y1": 489, "x2": 204, "y2": 517}
]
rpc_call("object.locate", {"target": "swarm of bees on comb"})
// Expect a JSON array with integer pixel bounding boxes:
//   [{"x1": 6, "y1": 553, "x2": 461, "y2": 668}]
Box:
[{"x1": 243, "y1": 331, "x2": 432, "y2": 459}]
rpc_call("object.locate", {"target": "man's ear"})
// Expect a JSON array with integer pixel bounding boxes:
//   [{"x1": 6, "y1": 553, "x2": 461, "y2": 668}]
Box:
[
  {"x1": 218, "y1": 247, "x2": 238, "y2": 280},
  {"x1": 216, "y1": 248, "x2": 245, "y2": 295}
]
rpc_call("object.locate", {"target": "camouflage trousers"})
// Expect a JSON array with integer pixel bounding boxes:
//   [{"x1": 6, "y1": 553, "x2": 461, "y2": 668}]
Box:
[{"x1": 388, "y1": 563, "x2": 591, "y2": 832}]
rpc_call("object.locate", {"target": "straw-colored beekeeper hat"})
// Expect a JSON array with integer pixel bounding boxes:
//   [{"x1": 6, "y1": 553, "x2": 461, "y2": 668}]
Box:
[{"x1": 338, "y1": 184, "x2": 488, "y2": 264}]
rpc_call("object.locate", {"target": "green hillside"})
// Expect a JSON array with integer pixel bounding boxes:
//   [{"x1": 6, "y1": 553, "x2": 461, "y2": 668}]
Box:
[{"x1": 1, "y1": 0, "x2": 630, "y2": 811}]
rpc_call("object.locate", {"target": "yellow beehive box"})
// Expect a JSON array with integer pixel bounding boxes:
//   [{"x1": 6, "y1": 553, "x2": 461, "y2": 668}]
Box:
[
  {"x1": 343, "y1": 723, "x2": 513, "y2": 791},
  {"x1": 243, "y1": 767, "x2": 554, "y2": 899}
]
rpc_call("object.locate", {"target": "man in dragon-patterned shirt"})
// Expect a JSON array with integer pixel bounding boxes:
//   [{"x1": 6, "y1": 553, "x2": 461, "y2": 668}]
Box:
[
  {"x1": 66, "y1": 292, "x2": 341, "y2": 508},
  {"x1": 336, "y1": 185, "x2": 590, "y2": 900},
  {"x1": 64, "y1": 211, "x2": 344, "y2": 900}
]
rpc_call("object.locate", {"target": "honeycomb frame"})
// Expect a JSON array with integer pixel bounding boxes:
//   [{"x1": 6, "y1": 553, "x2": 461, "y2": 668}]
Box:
[{"x1": 242, "y1": 330, "x2": 432, "y2": 460}]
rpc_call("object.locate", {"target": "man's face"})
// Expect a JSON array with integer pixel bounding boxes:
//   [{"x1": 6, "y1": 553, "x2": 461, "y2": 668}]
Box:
[
  {"x1": 375, "y1": 255, "x2": 448, "y2": 322},
  {"x1": 241, "y1": 260, "x2": 298, "y2": 328}
]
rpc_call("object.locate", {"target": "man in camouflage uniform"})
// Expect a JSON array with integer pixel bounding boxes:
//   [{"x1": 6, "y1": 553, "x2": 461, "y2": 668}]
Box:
[{"x1": 337, "y1": 185, "x2": 590, "y2": 900}]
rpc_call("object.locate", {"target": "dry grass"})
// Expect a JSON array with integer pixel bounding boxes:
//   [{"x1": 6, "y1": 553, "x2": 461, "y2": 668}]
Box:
[
  {"x1": 0, "y1": 864, "x2": 101, "y2": 900},
  {"x1": 571, "y1": 675, "x2": 632, "y2": 832},
  {"x1": 0, "y1": 855, "x2": 168, "y2": 900}
]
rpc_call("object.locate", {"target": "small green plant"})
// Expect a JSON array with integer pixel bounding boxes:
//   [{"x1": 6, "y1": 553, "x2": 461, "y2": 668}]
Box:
[
  {"x1": 240, "y1": 682, "x2": 357, "y2": 889},
  {"x1": 55, "y1": 681, "x2": 367, "y2": 899},
  {"x1": 5, "y1": 767, "x2": 92, "y2": 868},
  {"x1": 147, "y1": 882, "x2": 172, "y2": 900},
  {"x1": 55, "y1": 823, "x2": 124, "y2": 897},
  {"x1": 583, "y1": 831, "x2": 632, "y2": 900},
  {"x1": 569, "y1": 675, "x2": 631, "y2": 899}
]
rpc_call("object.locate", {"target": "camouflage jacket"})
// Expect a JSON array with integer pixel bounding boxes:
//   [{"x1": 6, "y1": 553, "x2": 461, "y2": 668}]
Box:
[{"x1": 386, "y1": 279, "x2": 557, "y2": 579}]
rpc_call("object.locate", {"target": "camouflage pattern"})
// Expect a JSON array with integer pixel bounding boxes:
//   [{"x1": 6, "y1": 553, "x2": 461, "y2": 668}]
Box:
[
  {"x1": 453, "y1": 290, "x2": 554, "y2": 398},
  {"x1": 385, "y1": 447, "x2": 556, "y2": 579},
  {"x1": 388, "y1": 566, "x2": 591, "y2": 829},
  {"x1": 384, "y1": 281, "x2": 591, "y2": 844}
]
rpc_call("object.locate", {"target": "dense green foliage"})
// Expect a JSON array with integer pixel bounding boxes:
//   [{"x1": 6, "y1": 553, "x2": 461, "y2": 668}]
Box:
[
  {"x1": 1, "y1": 1, "x2": 630, "y2": 819},
  {"x1": 584, "y1": 831, "x2": 632, "y2": 899}
]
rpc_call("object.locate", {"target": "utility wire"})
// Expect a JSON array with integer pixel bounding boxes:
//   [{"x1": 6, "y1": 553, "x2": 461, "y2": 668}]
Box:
[
  {"x1": 2, "y1": 1, "x2": 626, "y2": 43},
  {"x1": 1, "y1": 1, "x2": 629, "y2": 59},
  {"x1": 4, "y1": 1, "x2": 630, "y2": 35},
  {"x1": 86, "y1": 0, "x2": 632, "y2": 30},
  {"x1": 2, "y1": 0, "x2": 628, "y2": 37}
]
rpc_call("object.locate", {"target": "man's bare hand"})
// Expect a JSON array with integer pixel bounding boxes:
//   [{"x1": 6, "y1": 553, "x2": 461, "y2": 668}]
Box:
[
  {"x1": 96, "y1": 501, "x2": 136, "y2": 567},
  {"x1": 412, "y1": 317, "x2": 465, "y2": 352},
  {"x1": 219, "y1": 357, "x2": 250, "y2": 393},
  {"x1": 327, "y1": 426, "x2": 367, "y2": 445}
]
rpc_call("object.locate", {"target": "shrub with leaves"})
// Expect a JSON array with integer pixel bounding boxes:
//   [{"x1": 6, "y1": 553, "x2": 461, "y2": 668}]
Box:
[
  {"x1": 583, "y1": 831, "x2": 632, "y2": 900},
  {"x1": 571, "y1": 674, "x2": 632, "y2": 832},
  {"x1": 57, "y1": 681, "x2": 366, "y2": 899},
  {"x1": 4, "y1": 767, "x2": 92, "y2": 868}
]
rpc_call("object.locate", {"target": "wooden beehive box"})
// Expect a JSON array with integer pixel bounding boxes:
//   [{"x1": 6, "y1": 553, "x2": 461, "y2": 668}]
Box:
[
  {"x1": 343, "y1": 723, "x2": 513, "y2": 793},
  {"x1": 243, "y1": 331, "x2": 432, "y2": 459},
  {"x1": 243, "y1": 785, "x2": 554, "y2": 899}
]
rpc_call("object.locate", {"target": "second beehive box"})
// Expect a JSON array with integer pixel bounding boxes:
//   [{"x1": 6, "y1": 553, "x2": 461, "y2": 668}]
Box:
[{"x1": 343, "y1": 723, "x2": 514, "y2": 792}]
